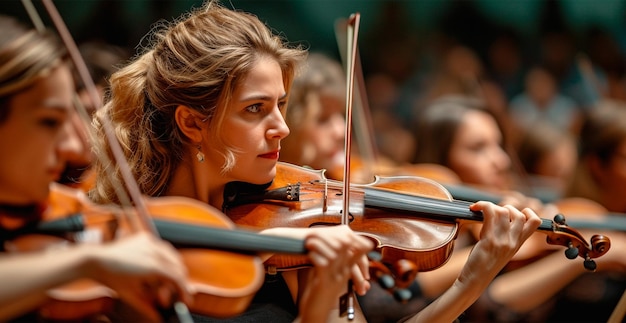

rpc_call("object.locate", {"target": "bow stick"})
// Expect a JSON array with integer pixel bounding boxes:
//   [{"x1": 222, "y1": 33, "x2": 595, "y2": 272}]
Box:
[
  {"x1": 334, "y1": 17, "x2": 379, "y2": 182},
  {"x1": 337, "y1": 12, "x2": 360, "y2": 321}
]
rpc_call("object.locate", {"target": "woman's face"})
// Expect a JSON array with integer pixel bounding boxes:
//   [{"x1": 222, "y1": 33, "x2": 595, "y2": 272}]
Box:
[
  {"x1": 0, "y1": 65, "x2": 84, "y2": 205},
  {"x1": 298, "y1": 93, "x2": 345, "y2": 172},
  {"x1": 209, "y1": 57, "x2": 290, "y2": 185},
  {"x1": 447, "y1": 110, "x2": 511, "y2": 189}
]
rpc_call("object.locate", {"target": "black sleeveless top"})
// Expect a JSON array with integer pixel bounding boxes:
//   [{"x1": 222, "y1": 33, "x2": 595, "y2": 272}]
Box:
[{"x1": 190, "y1": 272, "x2": 297, "y2": 323}]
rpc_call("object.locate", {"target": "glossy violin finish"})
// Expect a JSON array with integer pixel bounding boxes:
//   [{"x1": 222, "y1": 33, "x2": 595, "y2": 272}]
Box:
[
  {"x1": 225, "y1": 162, "x2": 611, "y2": 289},
  {"x1": 4, "y1": 183, "x2": 123, "y2": 320},
  {"x1": 7, "y1": 183, "x2": 310, "y2": 319},
  {"x1": 391, "y1": 164, "x2": 624, "y2": 263}
]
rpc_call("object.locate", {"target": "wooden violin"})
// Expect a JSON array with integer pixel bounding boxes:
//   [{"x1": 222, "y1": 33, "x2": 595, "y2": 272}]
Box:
[
  {"x1": 225, "y1": 162, "x2": 611, "y2": 291},
  {"x1": 5, "y1": 183, "x2": 311, "y2": 320}
]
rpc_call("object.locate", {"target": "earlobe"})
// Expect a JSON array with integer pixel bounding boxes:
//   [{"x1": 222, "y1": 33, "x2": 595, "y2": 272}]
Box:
[{"x1": 174, "y1": 105, "x2": 205, "y2": 142}]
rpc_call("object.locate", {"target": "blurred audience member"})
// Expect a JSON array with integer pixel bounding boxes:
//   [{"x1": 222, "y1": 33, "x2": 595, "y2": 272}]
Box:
[{"x1": 508, "y1": 66, "x2": 581, "y2": 134}]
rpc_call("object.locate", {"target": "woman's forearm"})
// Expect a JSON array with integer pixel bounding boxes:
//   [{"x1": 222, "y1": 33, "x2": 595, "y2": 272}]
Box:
[
  {"x1": 0, "y1": 245, "x2": 91, "y2": 321},
  {"x1": 405, "y1": 274, "x2": 489, "y2": 323}
]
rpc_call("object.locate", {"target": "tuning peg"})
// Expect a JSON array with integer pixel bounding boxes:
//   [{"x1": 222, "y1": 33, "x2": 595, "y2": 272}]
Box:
[
  {"x1": 377, "y1": 274, "x2": 395, "y2": 290},
  {"x1": 583, "y1": 255, "x2": 597, "y2": 271},
  {"x1": 564, "y1": 241, "x2": 579, "y2": 260},
  {"x1": 368, "y1": 251, "x2": 382, "y2": 261},
  {"x1": 553, "y1": 213, "x2": 567, "y2": 225},
  {"x1": 393, "y1": 288, "x2": 412, "y2": 303}
]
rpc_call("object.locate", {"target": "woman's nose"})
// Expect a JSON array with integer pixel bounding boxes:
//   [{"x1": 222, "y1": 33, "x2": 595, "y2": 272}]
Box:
[
  {"x1": 267, "y1": 107, "x2": 290, "y2": 140},
  {"x1": 493, "y1": 146, "x2": 511, "y2": 171},
  {"x1": 58, "y1": 115, "x2": 91, "y2": 167}
]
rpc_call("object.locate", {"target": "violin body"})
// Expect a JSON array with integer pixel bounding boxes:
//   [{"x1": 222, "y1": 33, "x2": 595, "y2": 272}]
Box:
[
  {"x1": 4, "y1": 183, "x2": 269, "y2": 319},
  {"x1": 3, "y1": 183, "x2": 121, "y2": 320},
  {"x1": 144, "y1": 197, "x2": 265, "y2": 318},
  {"x1": 227, "y1": 162, "x2": 464, "y2": 288}
]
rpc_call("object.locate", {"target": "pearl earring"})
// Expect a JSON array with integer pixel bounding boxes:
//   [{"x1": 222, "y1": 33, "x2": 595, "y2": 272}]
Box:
[{"x1": 196, "y1": 146, "x2": 205, "y2": 163}]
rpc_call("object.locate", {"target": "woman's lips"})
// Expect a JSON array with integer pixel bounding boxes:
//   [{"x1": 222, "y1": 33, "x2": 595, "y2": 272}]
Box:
[{"x1": 259, "y1": 151, "x2": 280, "y2": 159}]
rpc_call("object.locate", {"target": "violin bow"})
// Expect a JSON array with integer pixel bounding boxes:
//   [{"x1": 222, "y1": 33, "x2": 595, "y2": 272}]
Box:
[
  {"x1": 336, "y1": 12, "x2": 360, "y2": 321},
  {"x1": 334, "y1": 19, "x2": 379, "y2": 182},
  {"x1": 20, "y1": 1, "x2": 193, "y2": 321}
]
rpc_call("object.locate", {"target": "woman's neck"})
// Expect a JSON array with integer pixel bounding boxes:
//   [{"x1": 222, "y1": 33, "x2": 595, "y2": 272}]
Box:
[{"x1": 166, "y1": 161, "x2": 226, "y2": 210}]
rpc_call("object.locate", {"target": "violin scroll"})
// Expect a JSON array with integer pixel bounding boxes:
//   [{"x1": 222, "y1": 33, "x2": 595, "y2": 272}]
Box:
[{"x1": 545, "y1": 213, "x2": 611, "y2": 271}]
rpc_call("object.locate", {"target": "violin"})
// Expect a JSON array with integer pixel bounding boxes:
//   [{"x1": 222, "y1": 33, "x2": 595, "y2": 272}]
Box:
[
  {"x1": 4, "y1": 183, "x2": 311, "y2": 320},
  {"x1": 388, "y1": 165, "x2": 626, "y2": 268},
  {"x1": 224, "y1": 162, "x2": 611, "y2": 290}
]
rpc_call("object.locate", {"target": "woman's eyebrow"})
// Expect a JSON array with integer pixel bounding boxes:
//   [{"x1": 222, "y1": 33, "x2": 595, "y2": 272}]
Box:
[{"x1": 240, "y1": 92, "x2": 287, "y2": 102}]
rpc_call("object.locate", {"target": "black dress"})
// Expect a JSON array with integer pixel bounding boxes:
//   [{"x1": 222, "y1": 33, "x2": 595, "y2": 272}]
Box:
[{"x1": 190, "y1": 272, "x2": 297, "y2": 323}]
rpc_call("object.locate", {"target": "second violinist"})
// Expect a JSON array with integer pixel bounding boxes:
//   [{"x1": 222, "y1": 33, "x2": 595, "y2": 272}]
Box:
[
  {"x1": 409, "y1": 96, "x2": 625, "y2": 322},
  {"x1": 90, "y1": 1, "x2": 541, "y2": 322},
  {"x1": 0, "y1": 14, "x2": 190, "y2": 322}
]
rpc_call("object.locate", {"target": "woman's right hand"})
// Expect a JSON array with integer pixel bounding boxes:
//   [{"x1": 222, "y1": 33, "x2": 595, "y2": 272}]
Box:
[
  {"x1": 84, "y1": 232, "x2": 191, "y2": 321},
  {"x1": 305, "y1": 226, "x2": 373, "y2": 294},
  {"x1": 297, "y1": 226, "x2": 373, "y2": 322}
]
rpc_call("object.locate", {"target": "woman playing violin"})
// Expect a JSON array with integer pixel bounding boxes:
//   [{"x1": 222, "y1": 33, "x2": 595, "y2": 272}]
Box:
[
  {"x1": 410, "y1": 95, "x2": 626, "y2": 322},
  {"x1": 0, "y1": 14, "x2": 190, "y2": 322},
  {"x1": 90, "y1": 1, "x2": 540, "y2": 322},
  {"x1": 90, "y1": 2, "x2": 372, "y2": 322}
]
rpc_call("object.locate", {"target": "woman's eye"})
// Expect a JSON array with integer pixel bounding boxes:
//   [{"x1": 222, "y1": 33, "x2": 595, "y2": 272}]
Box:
[
  {"x1": 40, "y1": 118, "x2": 62, "y2": 129},
  {"x1": 278, "y1": 101, "x2": 287, "y2": 111},
  {"x1": 468, "y1": 142, "x2": 486, "y2": 154},
  {"x1": 246, "y1": 104, "x2": 262, "y2": 113}
]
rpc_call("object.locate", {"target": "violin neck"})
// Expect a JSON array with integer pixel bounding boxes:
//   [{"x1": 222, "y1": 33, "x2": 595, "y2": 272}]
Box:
[
  {"x1": 154, "y1": 219, "x2": 307, "y2": 255},
  {"x1": 36, "y1": 215, "x2": 307, "y2": 255},
  {"x1": 363, "y1": 188, "x2": 556, "y2": 232},
  {"x1": 441, "y1": 183, "x2": 556, "y2": 204},
  {"x1": 364, "y1": 188, "x2": 483, "y2": 222}
]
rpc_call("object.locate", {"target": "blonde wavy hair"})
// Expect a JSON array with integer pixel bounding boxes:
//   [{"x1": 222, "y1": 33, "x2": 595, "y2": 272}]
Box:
[
  {"x1": 0, "y1": 15, "x2": 67, "y2": 121},
  {"x1": 90, "y1": 0, "x2": 307, "y2": 204}
]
